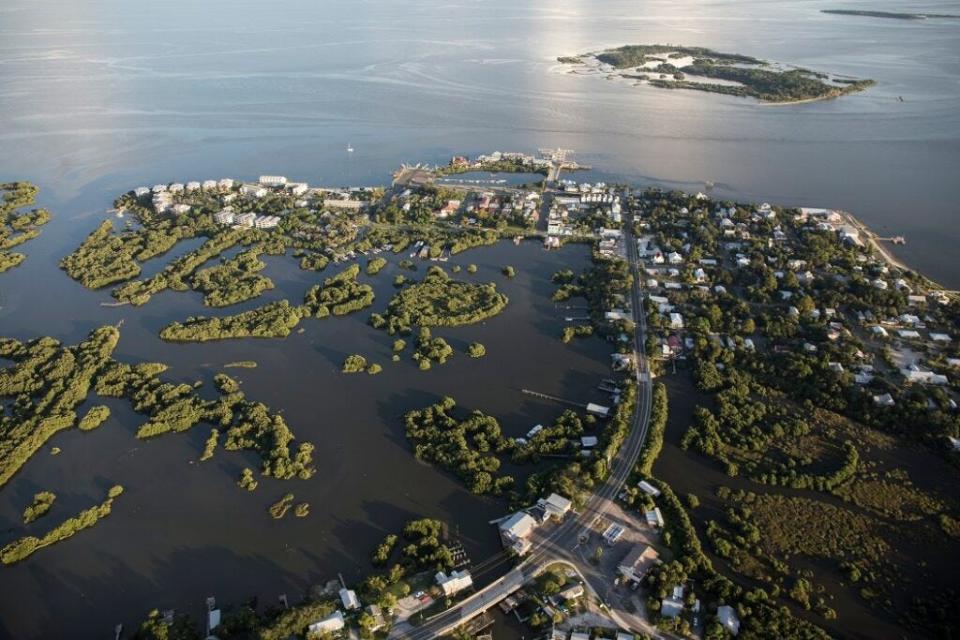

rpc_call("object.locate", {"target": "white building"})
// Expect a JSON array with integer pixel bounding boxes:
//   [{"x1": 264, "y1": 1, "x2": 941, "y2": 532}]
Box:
[
  {"x1": 259, "y1": 175, "x2": 288, "y2": 186},
  {"x1": 669, "y1": 313, "x2": 684, "y2": 330},
  {"x1": 134, "y1": 187, "x2": 150, "y2": 197},
  {"x1": 255, "y1": 215, "x2": 281, "y2": 229},
  {"x1": 202, "y1": 180, "x2": 218, "y2": 190},
  {"x1": 168, "y1": 183, "x2": 184, "y2": 193},
  {"x1": 240, "y1": 184, "x2": 267, "y2": 198},
  {"x1": 645, "y1": 507, "x2": 664, "y2": 528},
  {"x1": 170, "y1": 204, "x2": 191, "y2": 215},
  {"x1": 339, "y1": 588, "x2": 360, "y2": 610},
  {"x1": 235, "y1": 212, "x2": 256, "y2": 228},
  {"x1": 435, "y1": 570, "x2": 473, "y2": 596},
  {"x1": 213, "y1": 210, "x2": 235, "y2": 225},
  {"x1": 217, "y1": 178, "x2": 235, "y2": 189},
  {"x1": 186, "y1": 181, "x2": 201, "y2": 192},
  {"x1": 500, "y1": 511, "x2": 537, "y2": 555},
  {"x1": 637, "y1": 480, "x2": 660, "y2": 497},
  {"x1": 540, "y1": 493, "x2": 572, "y2": 520},
  {"x1": 580, "y1": 436, "x2": 598, "y2": 448},
  {"x1": 308, "y1": 610, "x2": 344, "y2": 635}
]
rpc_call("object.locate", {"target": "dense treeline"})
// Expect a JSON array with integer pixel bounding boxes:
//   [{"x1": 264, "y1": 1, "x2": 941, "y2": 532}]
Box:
[
  {"x1": 404, "y1": 397, "x2": 515, "y2": 495},
  {"x1": 636, "y1": 382, "x2": 668, "y2": 475},
  {"x1": 1, "y1": 485, "x2": 123, "y2": 565},
  {"x1": 371, "y1": 266, "x2": 507, "y2": 334},
  {"x1": 0, "y1": 182, "x2": 50, "y2": 273},
  {"x1": 0, "y1": 326, "x2": 119, "y2": 488},
  {"x1": 160, "y1": 300, "x2": 306, "y2": 342},
  {"x1": 304, "y1": 263, "x2": 375, "y2": 317},
  {"x1": 22, "y1": 491, "x2": 56, "y2": 524},
  {"x1": 113, "y1": 229, "x2": 247, "y2": 305},
  {"x1": 191, "y1": 248, "x2": 274, "y2": 307}
]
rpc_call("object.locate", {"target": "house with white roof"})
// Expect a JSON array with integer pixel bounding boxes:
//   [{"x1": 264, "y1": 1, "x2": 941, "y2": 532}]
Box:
[
  {"x1": 339, "y1": 588, "x2": 360, "y2": 610},
  {"x1": 435, "y1": 570, "x2": 473, "y2": 596},
  {"x1": 308, "y1": 610, "x2": 344, "y2": 635}
]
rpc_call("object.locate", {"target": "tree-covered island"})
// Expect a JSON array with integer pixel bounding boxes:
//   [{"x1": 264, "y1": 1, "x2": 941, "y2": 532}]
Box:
[{"x1": 558, "y1": 44, "x2": 875, "y2": 103}]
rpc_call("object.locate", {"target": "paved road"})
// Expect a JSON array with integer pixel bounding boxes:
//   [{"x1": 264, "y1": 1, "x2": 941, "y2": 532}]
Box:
[{"x1": 392, "y1": 214, "x2": 654, "y2": 639}]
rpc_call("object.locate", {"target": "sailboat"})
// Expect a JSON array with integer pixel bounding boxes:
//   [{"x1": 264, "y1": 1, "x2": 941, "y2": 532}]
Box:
[{"x1": 346, "y1": 142, "x2": 354, "y2": 153}]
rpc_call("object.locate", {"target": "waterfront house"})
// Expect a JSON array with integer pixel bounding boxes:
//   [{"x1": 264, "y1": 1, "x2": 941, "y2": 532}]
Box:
[
  {"x1": 435, "y1": 570, "x2": 473, "y2": 596},
  {"x1": 638, "y1": 480, "x2": 660, "y2": 497},
  {"x1": 585, "y1": 403, "x2": 609, "y2": 417},
  {"x1": 217, "y1": 178, "x2": 235, "y2": 189},
  {"x1": 339, "y1": 588, "x2": 360, "y2": 610},
  {"x1": 168, "y1": 183, "x2": 184, "y2": 193},
  {"x1": 499, "y1": 511, "x2": 537, "y2": 555},
  {"x1": 186, "y1": 181, "x2": 201, "y2": 191},
  {"x1": 259, "y1": 175, "x2": 287, "y2": 186},
  {"x1": 134, "y1": 187, "x2": 150, "y2": 197},
  {"x1": 202, "y1": 180, "x2": 218, "y2": 190},
  {"x1": 308, "y1": 610, "x2": 344, "y2": 635}
]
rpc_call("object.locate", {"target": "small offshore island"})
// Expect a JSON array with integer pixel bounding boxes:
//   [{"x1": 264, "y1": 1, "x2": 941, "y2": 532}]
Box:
[
  {"x1": 558, "y1": 45, "x2": 875, "y2": 103},
  {"x1": 3, "y1": 150, "x2": 960, "y2": 640},
  {"x1": 822, "y1": 9, "x2": 960, "y2": 20}
]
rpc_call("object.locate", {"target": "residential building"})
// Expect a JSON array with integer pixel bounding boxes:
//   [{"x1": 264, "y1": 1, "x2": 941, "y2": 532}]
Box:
[
  {"x1": 339, "y1": 588, "x2": 360, "y2": 610},
  {"x1": 213, "y1": 210, "x2": 235, "y2": 225},
  {"x1": 645, "y1": 507, "x2": 664, "y2": 528},
  {"x1": 259, "y1": 175, "x2": 288, "y2": 186},
  {"x1": 308, "y1": 611, "x2": 344, "y2": 635},
  {"x1": 617, "y1": 544, "x2": 660, "y2": 583},
  {"x1": 540, "y1": 493, "x2": 572, "y2": 520},
  {"x1": 235, "y1": 212, "x2": 256, "y2": 227},
  {"x1": 435, "y1": 570, "x2": 473, "y2": 596}
]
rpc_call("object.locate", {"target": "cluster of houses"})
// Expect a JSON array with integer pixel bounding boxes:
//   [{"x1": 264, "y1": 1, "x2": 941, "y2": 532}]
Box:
[
  {"x1": 545, "y1": 181, "x2": 623, "y2": 247},
  {"x1": 135, "y1": 175, "x2": 371, "y2": 234}
]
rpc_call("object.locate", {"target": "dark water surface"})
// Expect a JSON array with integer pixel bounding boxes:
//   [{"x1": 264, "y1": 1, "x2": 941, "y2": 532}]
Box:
[{"x1": 1, "y1": 0, "x2": 959, "y2": 637}]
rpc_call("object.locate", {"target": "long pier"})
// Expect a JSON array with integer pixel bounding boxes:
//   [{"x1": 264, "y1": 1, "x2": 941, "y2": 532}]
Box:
[{"x1": 520, "y1": 389, "x2": 586, "y2": 408}]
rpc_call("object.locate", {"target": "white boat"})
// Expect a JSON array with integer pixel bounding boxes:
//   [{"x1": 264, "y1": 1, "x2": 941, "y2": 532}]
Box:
[{"x1": 347, "y1": 143, "x2": 354, "y2": 153}]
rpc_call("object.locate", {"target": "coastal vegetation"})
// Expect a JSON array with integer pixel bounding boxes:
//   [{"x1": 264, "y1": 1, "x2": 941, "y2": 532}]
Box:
[
  {"x1": 303, "y1": 263, "x2": 375, "y2": 317},
  {"x1": 467, "y1": 342, "x2": 486, "y2": 358},
  {"x1": 78, "y1": 404, "x2": 111, "y2": 431},
  {"x1": 412, "y1": 327, "x2": 454, "y2": 370},
  {"x1": 160, "y1": 300, "x2": 305, "y2": 342},
  {"x1": 268, "y1": 493, "x2": 295, "y2": 519},
  {"x1": 200, "y1": 429, "x2": 219, "y2": 461},
  {"x1": 404, "y1": 396, "x2": 515, "y2": 495},
  {"x1": 238, "y1": 468, "x2": 258, "y2": 491},
  {"x1": 371, "y1": 266, "x2": 508, "y2": 334},
  {"x1": 0, "y1": 326, "x2": 119, "y2": 488},
  {"x1": 191, "y1": 248, "x2": 274, "y2": 307},
  {"x1": 1, "y1": 182, "x2": 50, "y2": 273},
  {"x1": 343, "y1": 354, "x2": 368, "y2": 373},
  {"x1": 1, "y1": 485, "x2": 123, "y2": 565},
  {"x1": 366, "y1": 256, "x2": 388, "y2": 275},
  {"x1": 22, "y1": 491, "x2": 56, "y2": 524}
]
